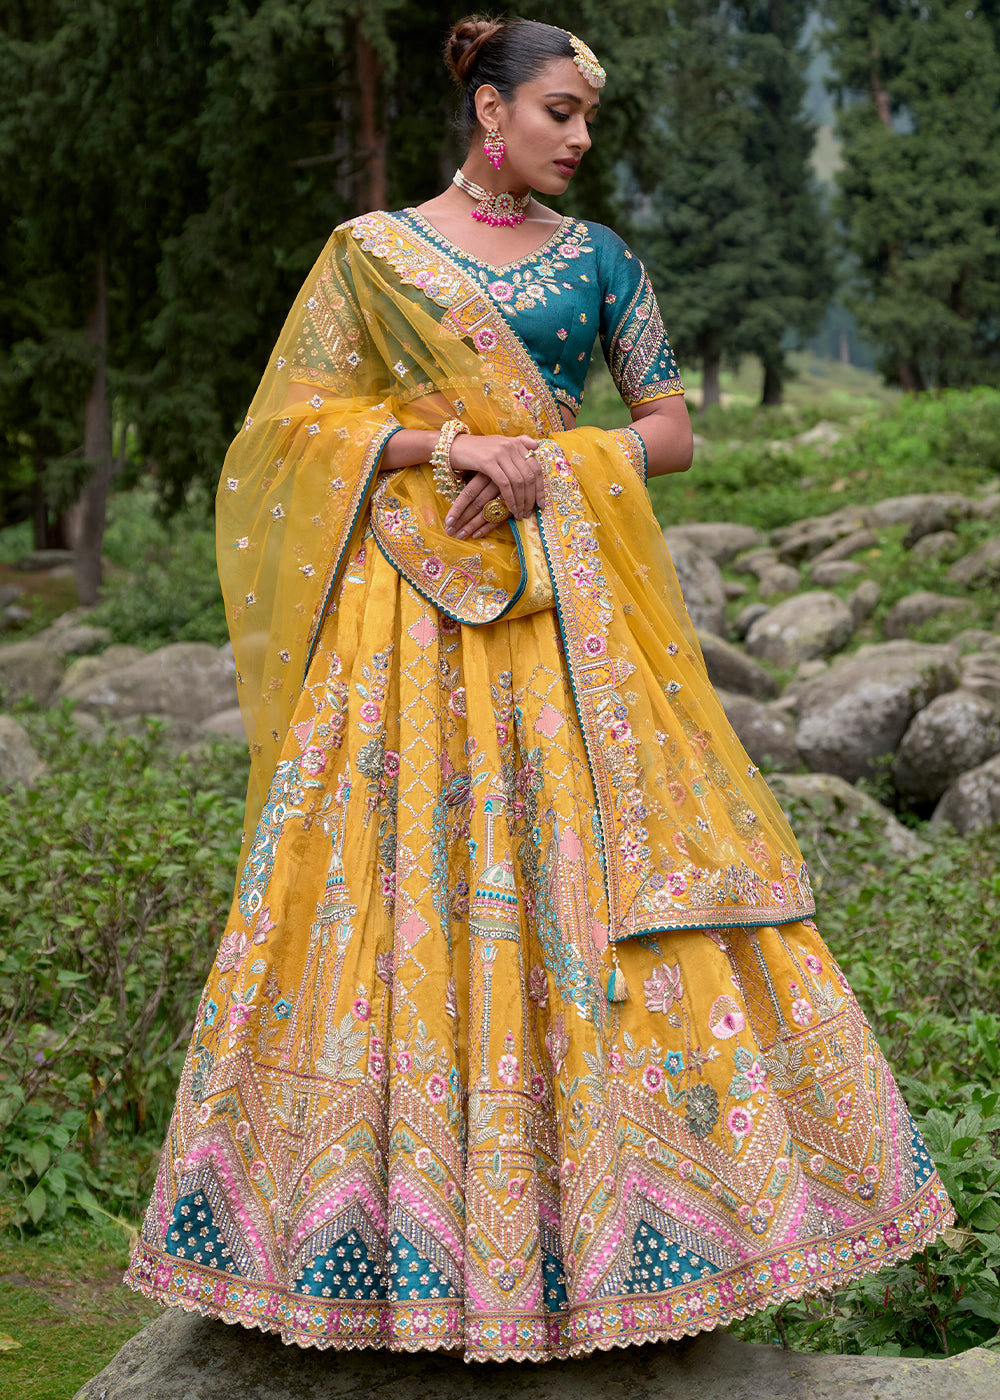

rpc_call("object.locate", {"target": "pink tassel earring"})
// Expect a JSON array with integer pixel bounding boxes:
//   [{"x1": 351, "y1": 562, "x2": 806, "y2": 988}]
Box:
[{"x1": 484, "y1": 126, "x2": 505, "y2": 170}]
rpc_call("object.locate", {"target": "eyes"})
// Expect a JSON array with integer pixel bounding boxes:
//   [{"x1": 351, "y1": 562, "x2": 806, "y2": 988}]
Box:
[{"x1": 546, "y1": 106, "x2": 596, "y2": 128}]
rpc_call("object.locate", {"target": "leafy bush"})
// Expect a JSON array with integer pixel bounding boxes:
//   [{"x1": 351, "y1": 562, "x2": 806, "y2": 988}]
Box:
[
  {"x1": 89, "y1": 487, "x2": 228, "y2": 649},
  {"x1": 0, "y1": 709, "x2": 246, "y2": 1230},
  {"x1": 732, "y1": 799, "x2": 1000, "y2": 1356},
  {"x1": 652, "y1": 386, "x2": 1000, "y2": 532}
]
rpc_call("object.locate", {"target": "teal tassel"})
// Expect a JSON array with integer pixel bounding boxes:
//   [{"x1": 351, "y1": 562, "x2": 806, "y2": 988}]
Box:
[{"x1": 606, "y1": 965, "x2": 629, "y2": 1003}]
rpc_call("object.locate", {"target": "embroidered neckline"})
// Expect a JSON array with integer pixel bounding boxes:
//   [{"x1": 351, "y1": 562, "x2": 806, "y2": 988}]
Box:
[{"x1": 403, "y1": 207, "x2": 572, "y2": 275}]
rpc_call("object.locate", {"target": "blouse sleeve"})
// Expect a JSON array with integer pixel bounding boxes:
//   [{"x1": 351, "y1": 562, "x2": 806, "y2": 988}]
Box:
[{"x1": 597, "y1": 227, "x2": 684, "y2": 407}]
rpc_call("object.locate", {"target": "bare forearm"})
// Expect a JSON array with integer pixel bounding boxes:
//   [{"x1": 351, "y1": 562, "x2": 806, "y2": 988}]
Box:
[
  {"x1": 380, "y1": 428, "x2": 439, "y2": 471},
  {"x1": 629, "y1": 396, "x2": 694, "y2": 478}
]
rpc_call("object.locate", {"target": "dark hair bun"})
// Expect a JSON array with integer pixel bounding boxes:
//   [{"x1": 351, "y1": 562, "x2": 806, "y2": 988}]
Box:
[{"x1": 445, "y1": 15, "x2": 504, "y2": 85}]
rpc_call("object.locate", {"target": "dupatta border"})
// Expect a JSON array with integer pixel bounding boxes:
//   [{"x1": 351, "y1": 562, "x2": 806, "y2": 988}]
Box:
[
  {"x1": 370, "y1": 471, "x2": 530, "y2": 626},
  {"x1": 303, "y1": 417, "x2": 403, "y2": 675},
  {"x1": 348, "y1": 212, "x2": 565, "y2": 439}
]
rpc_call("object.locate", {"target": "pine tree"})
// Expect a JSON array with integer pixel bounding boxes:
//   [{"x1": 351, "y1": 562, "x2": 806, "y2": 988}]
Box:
[
  {"x1": 826, "y1": 0, "x2": 1000, "y2": 389},
  {"x1": 632, "y1": 0, "x2": 832, "y2": 406}
]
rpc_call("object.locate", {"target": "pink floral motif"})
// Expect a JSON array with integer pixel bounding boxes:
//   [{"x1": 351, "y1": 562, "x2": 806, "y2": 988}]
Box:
[
  {"x1": 474, "y1": 327, "x2": 498, "y2": 352},
  {"x1": 527, "y1": 964, "x2": 548, "y2": 1006},
  {"x1": 803, "y1": 954, "x2": 822, "y2": 974},
  {"x1": 352, "y1": 996, "x2": 371, "y2": 1022},
  {"x1": 664, "y1": 871, "x2": 688, "y2": 896},
  {"x1": 583, "y1": 633, "x2": 606, "y2": 657},
  {"x1": 216, "y1": 929, "x2": 249, "y2": 973},
  {"x1": 643, "y1": 962, "x2": 684, "y2": 1012},
  {"x1": 530, "y1": 1073, "x2": 545, "y2": 1101},
  {"x1": 836, "y1": 1095, "x2": 852, "y2": 1117},
  {"x1": 791, "y1": 997, "x2": 814, "y2": 1026},
  {"x1": 300, "y1": 746, "x2": 326, "y2": 775},
  {"x1": 642, "y1": 1064, "x2": 664, "y2": 1094},
  {"x1": 497, "y1": 1052, "x2": 520, "y2": 1086},
  {"x1": 844, "y1": 1173, "x2": 860, "y2": 1192},
  {"x1": 557, "y1": 243, "x2": 581, "y2": 258},
  {"x1": 396, "y1": 1050, "x2": 412, "y2": 1073},
  {"x1": 545, "y1": 1016, "x2": 569, "y2": 1073},
  {"x1": 422, "y1": 555, "x2": 444, "y2": 580},
  {"x1": 488, "y1": 280, "x2": 514, "y2": 301},
  {"x1": 507, "y1": 1176, "x2": 524, "y2": 1199},
  {"x1": 227, "y1": 1002, "x2": 252, "y2": 1030},
  {"x1": 608, "y1": 1049, "x2": 624, "y2": 1073},
  {"x1": 375, "y1": 951, "x2": 394, "y2": 984},
  {"x1": 726, "y1": 1106, "x2": 753, "y2": 1136},
  {"x1": 252, "y1": 907, "x2": 276, "y2": 944},
  {"x1": 414, "y1": 1148, "x2": 432, "y2": 1170},
  {"x1": 709, "y1": 994, "x2": 746, "y2": 1039},
  {"x1": 383, "y1": 750, "x2": 400, "y2": 778},
  {"x1": 677, "y1": 1159, "x2": 693, "y2": 1181},
  {"x1": 427, "y1": 1073, "x2": 447, "y2": 1103},
  {"x1": 747, "y1": 1060, "x2": 767, "y2": 1092},
  {"x1": 769, "y1": 880, "x2": 787, "y2": 903},
  {"x1": 810, "y1": 1153, "x2": 825, "y2": 1174},
  {"x1": 359, "y1": 700, "x2": 381, "y2": 724},
  {"x1": 579, "y1": 1213, "x2": 595, "y2": 1233}
]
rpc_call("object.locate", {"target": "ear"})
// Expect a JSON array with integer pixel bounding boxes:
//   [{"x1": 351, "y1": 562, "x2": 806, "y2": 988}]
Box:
[{"x1": 473, "y1": 83, "x2": 505, "y2": 131}]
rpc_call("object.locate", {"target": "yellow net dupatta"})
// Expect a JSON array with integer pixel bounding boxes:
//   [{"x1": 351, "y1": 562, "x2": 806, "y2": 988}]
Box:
[{"x1": 217, "y1": 211, "x2": 816, "y2": 938}]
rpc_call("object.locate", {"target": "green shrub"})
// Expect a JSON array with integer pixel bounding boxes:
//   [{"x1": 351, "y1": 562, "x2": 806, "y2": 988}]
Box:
[
  {"x1": 0, "y1": 709, "x2": 246, "y2": 1230},
  {"x1": 89, "y1": 487, "x2": 228, "y2": 649},
  {"x1": 732, "y1": 799, "x2": 1000, "y2": 1356}
]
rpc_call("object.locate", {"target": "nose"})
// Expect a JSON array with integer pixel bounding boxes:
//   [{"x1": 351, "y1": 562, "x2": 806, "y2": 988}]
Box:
[{"x1": 568, "y1": 114, "x2": 591, "y2": 154}]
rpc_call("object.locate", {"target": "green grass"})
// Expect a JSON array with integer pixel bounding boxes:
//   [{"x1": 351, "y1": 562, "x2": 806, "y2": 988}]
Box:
[{"x1": 0, "y1": 1218, "x2": 161, "y2": 1400}]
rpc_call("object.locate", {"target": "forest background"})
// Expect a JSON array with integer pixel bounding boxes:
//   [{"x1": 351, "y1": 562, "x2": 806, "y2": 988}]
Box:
[{"x1": 1, "y1": 2, "x2": 1000, "y2": 1396}]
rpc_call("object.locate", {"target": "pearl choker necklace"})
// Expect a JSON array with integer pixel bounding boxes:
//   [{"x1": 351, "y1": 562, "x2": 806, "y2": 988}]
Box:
[{"x1": 453, "y1": 170, "x2": 531, "y2": 227}]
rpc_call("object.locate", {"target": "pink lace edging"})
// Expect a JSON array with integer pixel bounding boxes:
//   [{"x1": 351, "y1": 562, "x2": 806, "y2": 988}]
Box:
[{"x1": 122, "y1": 1203, "x2": 955, "y2": 1365}]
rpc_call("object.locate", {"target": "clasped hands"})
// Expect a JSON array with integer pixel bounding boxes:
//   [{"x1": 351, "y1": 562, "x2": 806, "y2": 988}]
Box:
[{"x1": 443, "y1": 432, "x2": 545, "y2": 540}]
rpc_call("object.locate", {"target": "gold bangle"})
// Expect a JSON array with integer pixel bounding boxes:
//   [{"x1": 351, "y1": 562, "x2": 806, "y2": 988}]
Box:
[{"x1": 431, "y1": 418, "x2": 470, "y2": 501}]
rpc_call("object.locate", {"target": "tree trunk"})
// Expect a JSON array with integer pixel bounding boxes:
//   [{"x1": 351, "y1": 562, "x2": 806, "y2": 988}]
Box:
[
  {"x1": 839, "y1": 328, "x2": 851, "y2": 365},
  {"x1": 31, "y1": 448, "x2": 49, "y2": 550},
  {"x1": 761, "y1": 359, "x2": 783, "y2": 406},
  {"x1": 701, "y1": 352, "x2": 721, "y2": 408},
  {"x1": 356, "y1": 30, "x2": 387, "y2": 213},
  {"x1": 73, "y1": 249, "x2": 112, "y2": 606}
]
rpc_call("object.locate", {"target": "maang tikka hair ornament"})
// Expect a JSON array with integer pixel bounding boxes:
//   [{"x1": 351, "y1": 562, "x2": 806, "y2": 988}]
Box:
[
  {"x1": 484, "y1": 126, "x2": 505, "y2": 170},
  {"x1": 565, "y1": 30, "x2": 606, "y2": 89}
]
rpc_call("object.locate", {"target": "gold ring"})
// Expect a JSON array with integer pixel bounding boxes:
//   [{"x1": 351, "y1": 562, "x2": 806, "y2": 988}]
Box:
[{"x1": 483, "y1": 498, "x2": 511, "y2": 524}]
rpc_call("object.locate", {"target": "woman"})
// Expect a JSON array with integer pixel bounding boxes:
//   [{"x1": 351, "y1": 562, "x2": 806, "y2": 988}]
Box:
[{"x1": 125, "y1": 16, "x2": 951, "y2": 1361}]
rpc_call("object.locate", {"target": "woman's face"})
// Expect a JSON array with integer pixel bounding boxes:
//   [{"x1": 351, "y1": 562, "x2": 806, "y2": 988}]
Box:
[{"x1": 476, "y1": 57, "x2": 598, "y2": 194}]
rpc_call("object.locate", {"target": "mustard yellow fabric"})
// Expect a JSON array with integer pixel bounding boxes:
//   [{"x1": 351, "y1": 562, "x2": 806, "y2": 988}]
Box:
[{"x1": 126, "y1": 212, "x2": 952, "y2": 1360}]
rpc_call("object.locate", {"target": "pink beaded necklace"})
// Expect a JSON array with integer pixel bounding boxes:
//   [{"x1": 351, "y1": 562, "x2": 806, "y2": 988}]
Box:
[{"x1": 452, "y1": 170, "x2": 531, "y2": 227}]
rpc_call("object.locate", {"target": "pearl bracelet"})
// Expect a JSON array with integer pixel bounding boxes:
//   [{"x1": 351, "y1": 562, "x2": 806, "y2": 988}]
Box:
[{"x1": 431, "y1": 418, "x2": 470, "y2": 501}]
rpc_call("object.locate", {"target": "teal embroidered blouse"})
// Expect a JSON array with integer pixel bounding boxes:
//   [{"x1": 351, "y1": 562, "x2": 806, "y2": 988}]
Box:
[{"x1": 397, "y1": 210, "x2": 684, "y2": 417}]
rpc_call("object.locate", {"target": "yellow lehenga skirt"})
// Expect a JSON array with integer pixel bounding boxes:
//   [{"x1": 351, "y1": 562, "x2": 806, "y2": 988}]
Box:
[
  {"x1": 125, "y1": 527, "x2": 951, "y2": 1360},
  {"x1": 125, "y1": 212, "x2": 951, "y2": 1359}
]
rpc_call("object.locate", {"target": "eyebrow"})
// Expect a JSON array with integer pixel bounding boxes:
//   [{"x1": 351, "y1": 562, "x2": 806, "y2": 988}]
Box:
[{"x1": 544, "y1": 91, "x2": 600, "y2": 110}]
